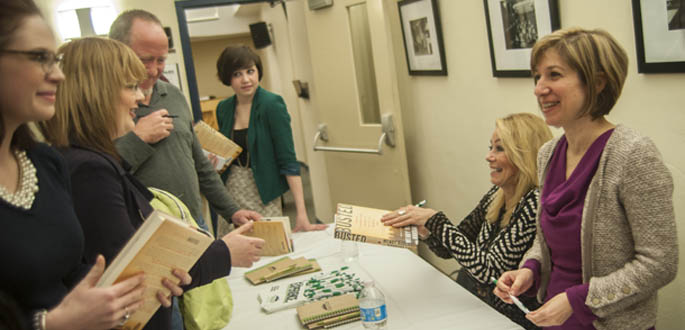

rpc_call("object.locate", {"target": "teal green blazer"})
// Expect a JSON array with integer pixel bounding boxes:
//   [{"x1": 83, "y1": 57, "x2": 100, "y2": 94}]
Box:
[{"x1": 216, "y1": 86, "x2": 300, "y2": 204}]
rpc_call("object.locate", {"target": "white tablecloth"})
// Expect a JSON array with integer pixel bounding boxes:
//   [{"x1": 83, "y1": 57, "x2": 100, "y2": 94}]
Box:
[{"x1": 223, "y1": 226, "x2": 523, "y2": 330}]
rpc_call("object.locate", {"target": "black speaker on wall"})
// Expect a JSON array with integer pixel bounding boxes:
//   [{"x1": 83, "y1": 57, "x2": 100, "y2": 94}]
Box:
[
  {"x1": 249, "y1": 22, "x2": 271, "y2": 49},
  {"x1": 163, "y1": 26, "x2": 173, "y2": 50}
]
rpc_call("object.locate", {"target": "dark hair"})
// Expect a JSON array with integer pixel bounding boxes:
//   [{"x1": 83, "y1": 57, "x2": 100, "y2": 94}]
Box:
[
  {"x1": 0, "y1": 291, "x2": 24, "y2": 330},
  {"x1": 0, "y1": 0, "x2": 42, "y2": 150},
  {"x1": 216, "y1": 45, "x2": 263, "y2": 86},
  {"x1": 108, "y1": 9, "x2": 162, "y2": 45}
]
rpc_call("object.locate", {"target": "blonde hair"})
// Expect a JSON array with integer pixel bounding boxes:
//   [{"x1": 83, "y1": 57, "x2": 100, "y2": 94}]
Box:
[
  {"x1": 530, "y1": 27, "x2": 628, "y2": 119},
  {"x1": 486, "y1": 113, "x2": 553, "y2": 226},
  {"x1": 40, "y1": 37, "x2": 146, "y2": 159}
]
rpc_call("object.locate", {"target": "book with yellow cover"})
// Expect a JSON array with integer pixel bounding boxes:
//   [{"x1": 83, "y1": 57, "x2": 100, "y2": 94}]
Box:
[
  {"x1": 96, "y1": 210, "x2": 214, "y2": 330},
  {"x1": 264, "y1": 257, "x2": 313, "y2": 282},
  {"x1": 193, "y1": 120, "x2": 242, "y2": 173},
  {"x1": 245, "y1": 217, "x2": 293, "y2": 256},
  {"x1": 334, "y1": 203, "x2": 418, "y2": 251},
  {"x1": 297, "y1": 294, "x2": 360, "y2": 329},
  {"x1": 245, "y1": 257, "x2": 321, "y2": 285}
]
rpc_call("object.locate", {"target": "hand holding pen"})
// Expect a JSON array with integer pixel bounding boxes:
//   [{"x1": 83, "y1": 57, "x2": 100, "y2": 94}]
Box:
[
  {"x1": 491, "y1": 268, "x2": 539, "y2": 317},
  {"x1": 380, "y1": 199, "x2": 437, "y2": 228},
  {"x1": 493, "y1": 271, "x2": 576, "y2": 326},
  {"x1": 132, "y1": 109, "x2": 174, "y2": 143},
  {"x1": 490, "y1": 276, "x2": 530, "y2": 314}
]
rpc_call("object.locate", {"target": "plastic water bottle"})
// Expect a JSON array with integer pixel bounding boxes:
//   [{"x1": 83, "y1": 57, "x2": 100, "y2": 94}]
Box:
[{"x1": 359, "y1": 280, "x2": 387, "y2": 329}]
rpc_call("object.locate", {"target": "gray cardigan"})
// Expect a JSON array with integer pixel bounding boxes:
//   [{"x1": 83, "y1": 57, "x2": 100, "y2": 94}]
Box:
[{"x1": 524, "y1": 125, "x2": 678, "y2": 329}]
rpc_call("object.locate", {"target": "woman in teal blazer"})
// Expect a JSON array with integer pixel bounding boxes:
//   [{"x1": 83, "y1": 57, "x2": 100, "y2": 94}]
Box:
[{"x1": 214, "y1": 45, "x2": 326, "y2": 234}]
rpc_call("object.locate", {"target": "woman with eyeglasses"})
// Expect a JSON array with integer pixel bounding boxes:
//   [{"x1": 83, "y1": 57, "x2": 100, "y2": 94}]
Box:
[{"x1": 0, "y1": 1, "x2": 160, "y2": 329}]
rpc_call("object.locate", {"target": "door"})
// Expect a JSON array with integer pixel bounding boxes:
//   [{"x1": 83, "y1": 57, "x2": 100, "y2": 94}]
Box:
[{"x1": 303, "y1": 0, "x2": 412, "y2": 213}]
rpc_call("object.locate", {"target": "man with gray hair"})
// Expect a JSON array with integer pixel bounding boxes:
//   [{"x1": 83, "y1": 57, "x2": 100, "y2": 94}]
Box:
[
  {"x1": 110, "y1": 9, "x2": 261, "y2": 230},
  {"x1": 110, "y1": 9, "x2": 264, "y2": 330}
]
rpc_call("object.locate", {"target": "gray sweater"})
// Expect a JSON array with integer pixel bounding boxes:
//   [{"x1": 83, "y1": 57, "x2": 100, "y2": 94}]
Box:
[
  {"x1": 525, "y1": 125, "x2": 678, "y2": 329},
  {"x1": 115, "y1": 80, "x2": 239, "y2": 223}
]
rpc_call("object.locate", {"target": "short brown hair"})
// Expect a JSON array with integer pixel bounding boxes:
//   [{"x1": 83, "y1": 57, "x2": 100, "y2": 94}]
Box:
[
  {"x1": 531, "y1": 27, "x2": 628, "y2": 119},
  {"x1": 108, "y1": 9, "x2": 162, "y2": 45},
  {"x1": 40, "y1": 37, "x2": 146, "y2": 159},
  {"x1": 0, "y1": 0, "x2": 41, "y2": 150},
  {"x1": 216, "y1": 45, "x2": 263, "y2": 86}
]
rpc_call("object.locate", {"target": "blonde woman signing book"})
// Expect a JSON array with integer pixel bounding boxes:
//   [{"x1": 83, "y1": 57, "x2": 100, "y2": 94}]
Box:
[
  {"x1": 214, "y1": 45, "x2": 326, "y2": 235},
  {"x1": 381, "y1": 113, "x2": 552, "y2": 329}
]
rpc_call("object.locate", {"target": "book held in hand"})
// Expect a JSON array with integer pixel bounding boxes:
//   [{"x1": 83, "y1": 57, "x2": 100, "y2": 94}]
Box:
[
  {"x1": 334, "y1": 203, "x2": 418, "y2": 252},
  {"x1": 193, "y1": 120, "x2": 242, "y2": 173},
  {"x1": 245, "y1": 216, "x2": 293, "y2": 256},
  {"x1": 96, "y1": 210, "x2": 213, "y2": 330},
  {"x1": 297, "y1": 294, "x2": 360, "y2": 329}
]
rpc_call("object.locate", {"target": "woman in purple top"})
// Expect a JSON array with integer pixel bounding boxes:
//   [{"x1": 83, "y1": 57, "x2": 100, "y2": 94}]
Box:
[{"x1": 493, "y1": 28, "x2": 678, "y2": 330}]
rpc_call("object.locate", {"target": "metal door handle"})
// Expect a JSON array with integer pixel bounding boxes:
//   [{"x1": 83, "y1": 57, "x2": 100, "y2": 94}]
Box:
[{"x1": 313, "y1": 113, "x2": 396, "y2": 155}]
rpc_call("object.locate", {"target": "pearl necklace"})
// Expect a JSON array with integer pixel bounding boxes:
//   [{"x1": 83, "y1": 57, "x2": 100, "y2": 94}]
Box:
[{"x1": 0, "y1": 149, "x2": 39, "y2": 210}]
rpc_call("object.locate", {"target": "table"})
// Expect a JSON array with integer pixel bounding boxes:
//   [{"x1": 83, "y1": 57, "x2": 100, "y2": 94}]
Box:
[{"x1": 223, "y1": 226, "x2": 523, "y2": 329}]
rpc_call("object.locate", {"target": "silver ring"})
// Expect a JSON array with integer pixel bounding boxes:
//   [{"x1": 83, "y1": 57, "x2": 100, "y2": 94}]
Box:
[
  {"x1": 398, "y1": 209, "x2": 406, "y2": 216},
  {"x1": 119, "y1": 307, "x2": 130, "y2": 327}
]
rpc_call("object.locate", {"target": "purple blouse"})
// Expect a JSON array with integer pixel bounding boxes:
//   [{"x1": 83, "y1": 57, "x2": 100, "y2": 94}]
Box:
[
  {"x1": 528, "y1": 129, "x2": 613, "y2": 330},
  {"x1": 523, "y1": 129, "x2": 656, "y2": 330}
]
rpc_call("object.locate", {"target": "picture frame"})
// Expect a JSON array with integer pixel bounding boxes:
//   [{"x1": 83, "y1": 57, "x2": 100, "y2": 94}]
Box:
[
  {"x1": 398, "y1": 0, "x2": 447, "y2": 76},
  {"x1": 631, "y1": 0, "x2": 685, "y2": 73},
  {"x1": 483, "y1": 0, "x2": 560, "y2": 77}
]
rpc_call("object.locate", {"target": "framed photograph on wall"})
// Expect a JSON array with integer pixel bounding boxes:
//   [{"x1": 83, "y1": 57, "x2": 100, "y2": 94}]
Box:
[
  {"x1": 483, "y1": 0, "x2": 560, "y2": 77},
  {"x1": 632, "y1": 0, "x2": 685, "y2": 73},
  {"x1": 398, "y1": 0, "x2": 447, "y2": 76}
]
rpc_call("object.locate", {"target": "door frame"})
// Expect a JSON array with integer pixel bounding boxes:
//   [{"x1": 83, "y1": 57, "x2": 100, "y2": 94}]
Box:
[{"x1": 174, "y1": 0, "x2": 268, "y2": 122}]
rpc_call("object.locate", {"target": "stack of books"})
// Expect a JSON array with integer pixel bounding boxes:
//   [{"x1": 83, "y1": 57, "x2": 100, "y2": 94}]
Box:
[
  {"x1": 297, "y1": 294, "x2": 360, "y2": 329},
  {"x1": 257, "y1": 267, "x2": 363, "y2": 313},
  {"x1": 334, "y1": 203, "x2": 419, "y2": 252},
  {"x1": 245, "y1": 256, "x2": 321, "y2": 285}
]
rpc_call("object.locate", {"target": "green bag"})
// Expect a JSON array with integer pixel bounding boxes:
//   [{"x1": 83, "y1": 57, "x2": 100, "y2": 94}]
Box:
[{"x1": 148, "y1": 187, "x2": 234, "y2": 330}]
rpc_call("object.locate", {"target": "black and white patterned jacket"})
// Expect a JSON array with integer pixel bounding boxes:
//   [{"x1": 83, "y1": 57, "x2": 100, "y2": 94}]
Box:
[{"x1": 425, "y1": 185, "x2": 538, "y2": 284}]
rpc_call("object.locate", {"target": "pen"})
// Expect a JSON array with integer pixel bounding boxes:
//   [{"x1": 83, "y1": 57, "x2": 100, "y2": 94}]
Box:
[
  {"x1": 490, "y1": 277, "x2": 530, "y2": 314},
  {"x1": 415, "y1": 200, "x2": 426, "y2": 207},
  {"x1": 134, "y1": 114, "x2": 178, "y2": 119}
]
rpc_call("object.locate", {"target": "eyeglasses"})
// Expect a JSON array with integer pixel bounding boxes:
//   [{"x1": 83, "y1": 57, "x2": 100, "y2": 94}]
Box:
[{"x1": 0, "y1": 49, "x2": 63, "y2": 74}]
